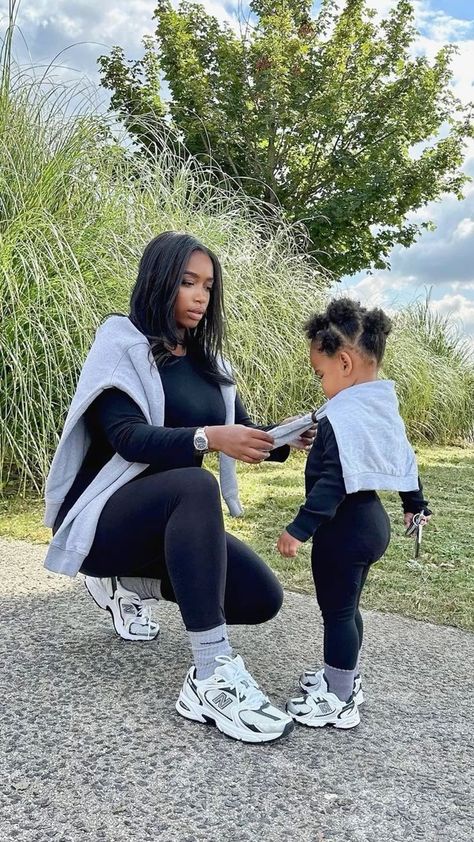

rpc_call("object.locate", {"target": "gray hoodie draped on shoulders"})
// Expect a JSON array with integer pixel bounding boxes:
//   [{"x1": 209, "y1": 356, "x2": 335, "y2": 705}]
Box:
[{"x1": 43, "y1": 315, "x2": 243, "y2": 578}]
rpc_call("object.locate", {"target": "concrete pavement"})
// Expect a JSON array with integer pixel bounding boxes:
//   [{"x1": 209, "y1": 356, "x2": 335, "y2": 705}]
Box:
[{"x1": 0, "y1": 537, "x2": 472, "y2": 842}]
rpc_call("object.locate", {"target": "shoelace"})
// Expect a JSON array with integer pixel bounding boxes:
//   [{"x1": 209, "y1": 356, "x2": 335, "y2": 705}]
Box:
[
  {"x1": 138, "y1": 604, "x2": 153, "y2": 640},
  {"x1": 215, "y1": 656, "x2": 269, "y2": 710},
  {"x1": 123, "y1": 599, "x2": 155, "y2": 639}
]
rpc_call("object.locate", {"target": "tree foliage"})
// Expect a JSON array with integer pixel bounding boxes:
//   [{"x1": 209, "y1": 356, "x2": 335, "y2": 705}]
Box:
[{"x1": 99, "y1": 0, "x2": 472, "y2": 277}]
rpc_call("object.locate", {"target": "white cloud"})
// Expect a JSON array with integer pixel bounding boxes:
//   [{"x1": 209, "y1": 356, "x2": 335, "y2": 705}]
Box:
[
  {"x1": 429, "y1": 292, "x2": 474, "y2": 341},
  {"x1": 330, "y1": 272, "x2": 417, "y2": 311},
  {"x1": 412, "y1": 0, "x2": 473, "y2": 41},
  {"x1": 10, "y1": 1, "x2": 157, "y2": 85},
  {"x1": 200, "y1": 0, "x2": 240, "y2": 28},
  {"x1": 454, "y1": 218, "x2": 474, "y2": 239},
  {"x1": 451, "y1": 280, "x2": 474, "y2": 291},
  {"x1": 383, "y1": 188, "x2": 474, "y2": 285},
  {"x1": 9, "y1": 0, "x2": 243, "y2": 85},
  {"x1": 18, "y1": 1, "x2": 156, "y2": 43},
  {"x1": 330, "y1": 279, "x2": 474, "y2": 354},
  {"x1": 431, "y1": 292, "x2": 474, "y2": 320}
]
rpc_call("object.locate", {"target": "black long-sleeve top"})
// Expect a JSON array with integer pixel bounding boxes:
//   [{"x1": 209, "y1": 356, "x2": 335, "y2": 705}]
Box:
[
  {"x1": 286, "y1": 416, "x2": 431, "y2": 543},
  {"x1": 54, "y1": 354, "x2": 289, "y2": 530}
]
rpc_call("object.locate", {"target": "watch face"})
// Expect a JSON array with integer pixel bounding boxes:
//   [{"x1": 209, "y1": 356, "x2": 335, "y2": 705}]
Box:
[{"x1": 195, "y1": 434, "x2": 208, "y2": 451}]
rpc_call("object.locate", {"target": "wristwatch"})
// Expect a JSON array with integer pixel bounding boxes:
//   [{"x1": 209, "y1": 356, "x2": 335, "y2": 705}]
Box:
[{"x1": 193, "y1": 427, "x2": 209, "y2": 454}]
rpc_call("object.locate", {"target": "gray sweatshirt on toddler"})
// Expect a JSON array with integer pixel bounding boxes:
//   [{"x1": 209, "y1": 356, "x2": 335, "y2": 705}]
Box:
[{"x1": 315, "y1": 380, "x2": 419, "y2": 493}]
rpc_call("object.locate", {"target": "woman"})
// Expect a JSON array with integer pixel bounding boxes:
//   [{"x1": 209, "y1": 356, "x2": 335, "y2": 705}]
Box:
[{"x1": 44, "y1": 231, "x2": 313, "y2": 744}]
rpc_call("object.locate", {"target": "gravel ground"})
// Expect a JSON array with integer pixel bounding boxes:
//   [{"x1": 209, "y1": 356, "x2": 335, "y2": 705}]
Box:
[{"x1": 1, "y1": 537, "x2": 473, "y2": 842}]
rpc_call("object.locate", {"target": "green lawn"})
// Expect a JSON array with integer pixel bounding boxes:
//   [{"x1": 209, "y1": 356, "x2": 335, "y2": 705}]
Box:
[{"x1": 1, "y1": 445, "x2": 473, "y2": 630}]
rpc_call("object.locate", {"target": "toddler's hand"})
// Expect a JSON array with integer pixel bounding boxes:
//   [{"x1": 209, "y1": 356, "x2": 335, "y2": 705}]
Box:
[
  {"x1": 404, "y1": 512, "x2": 431, "y2": 531},
  {"x1": 292, "y1": 423, "x2": 317, "y2": 452},
  {"x1": 279, "y1": 415, "x2": 317, "y2": 452},
  {"x1": 277, "y1": 530, "x2": 302, "y2": 558}
]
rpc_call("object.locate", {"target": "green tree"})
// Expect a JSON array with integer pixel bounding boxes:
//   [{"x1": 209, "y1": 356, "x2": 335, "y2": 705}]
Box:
[{"x1": 99, "y1": 0, "x2": 472, "y2": 277}]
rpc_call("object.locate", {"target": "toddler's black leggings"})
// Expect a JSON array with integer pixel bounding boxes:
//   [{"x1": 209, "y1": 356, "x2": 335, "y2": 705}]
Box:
[
  {"x1": 311, "y1": 492, "x2": 391, "y2": 670},
  {"x1": 79, "y1": 466, "x2": 283, "y2": 632}
]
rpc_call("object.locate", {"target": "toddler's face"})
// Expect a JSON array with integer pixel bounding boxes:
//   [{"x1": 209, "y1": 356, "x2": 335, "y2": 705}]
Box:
[{"x1": 310, "y1": 345, "x2": 349, "y2": 399}]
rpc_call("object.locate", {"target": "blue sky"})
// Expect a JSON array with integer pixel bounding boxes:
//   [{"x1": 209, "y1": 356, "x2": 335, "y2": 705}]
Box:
[
  {"x1": 430, "y1": 1, "x2": 471, "y2": 19},
  {"x1": 2, "y1": 0, "x2": 474, "y2": 348}
]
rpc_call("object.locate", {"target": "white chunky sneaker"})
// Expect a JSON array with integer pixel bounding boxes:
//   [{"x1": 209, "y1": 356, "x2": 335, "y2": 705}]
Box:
[
  {"x1": 84, "y1": 576, "x2": 159, "y2": 641},
  {"x1": 287, "y1": 674, "x2": 360, "y2": 729},
  {"x1": 299, "y1": 667, "x2": 364, "y2": 706},
  {"x1": 176, "y1": 654, "x2": 294, "y2": 743}
]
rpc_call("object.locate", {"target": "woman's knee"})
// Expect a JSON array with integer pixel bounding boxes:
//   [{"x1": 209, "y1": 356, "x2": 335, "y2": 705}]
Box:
[
  {"x1": 176, "y1": 467, "x2": 220, "y2": 497},
  {"x1": 224, "y1": 535, "x2": 284, "y2": 625},
  {"x1": 167, "y1": 467, "x2": 221, "y2": 511},
  {"x1": 260, "y1": 578, "x2": 284, "y2": 622}
]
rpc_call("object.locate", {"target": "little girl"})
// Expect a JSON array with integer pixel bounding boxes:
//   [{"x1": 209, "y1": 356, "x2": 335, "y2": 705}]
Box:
[{"x1": 277, "y1": 298, "x2": 431, "y2": 729}]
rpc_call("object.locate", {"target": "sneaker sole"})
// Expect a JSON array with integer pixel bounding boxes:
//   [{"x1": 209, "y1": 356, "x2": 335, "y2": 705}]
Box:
[
  {"x1": 288, "y1": 706, "x2": 360, "y2": 730},
  {"x1": 84, "y1": 578, "x2": 159, "y2": 642},
  {"x1": 175, "y1": 692, "x2": 294, "y2": 744},
  {"x1": 105, "y1": 606, "x2": 160, "y2": 642}
]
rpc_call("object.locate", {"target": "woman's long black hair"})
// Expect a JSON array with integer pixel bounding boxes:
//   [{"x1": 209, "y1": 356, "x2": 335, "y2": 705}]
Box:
[{"x1": 129, "y1": 231, "x2": 233, "y2": 385}]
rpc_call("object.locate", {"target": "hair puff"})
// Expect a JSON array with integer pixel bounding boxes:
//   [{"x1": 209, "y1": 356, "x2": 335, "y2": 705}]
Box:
[
  {"x1": 362, "y1": 308, "x2": 392, "y2": 337},
  {"x1": 326, "y1": 298, "x2": 363, "y2": 340},
  {"x1": 317, "y1": 328, "x2": 343, "y2": 355},
  {"x1": 304, "y1": 313, "x2": 329, "y2": 341}
]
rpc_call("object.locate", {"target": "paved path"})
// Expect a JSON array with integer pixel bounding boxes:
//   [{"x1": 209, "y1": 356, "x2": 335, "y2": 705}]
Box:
[{"x1": 1, "y1": 537, "x2": 472, "y2": 842}]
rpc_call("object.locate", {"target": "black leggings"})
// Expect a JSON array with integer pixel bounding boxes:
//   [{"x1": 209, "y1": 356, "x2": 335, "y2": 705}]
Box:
[
  {"x1": 80, "y1": 467, "x2": 283, "y2": 632},
  {"x1": 311, "y1": 492, "x2": 391, "y2": 670}
]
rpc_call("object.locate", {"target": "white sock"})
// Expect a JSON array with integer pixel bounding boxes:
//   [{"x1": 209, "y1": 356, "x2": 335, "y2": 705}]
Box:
[{"x1": 188, "y1": 624, "x2": 232, "y2": 680}]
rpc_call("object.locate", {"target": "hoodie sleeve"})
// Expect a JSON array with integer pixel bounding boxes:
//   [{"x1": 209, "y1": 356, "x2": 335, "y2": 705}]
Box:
[
  {"x1": 399, "y1": 479, "x2": 432, "y2": 516},
  {"x1": 286, "y1": 418, "x2": 346, "y2": 542},
  {"x1": 88, "y1": 388, "x2": 198, "y2": 470}
]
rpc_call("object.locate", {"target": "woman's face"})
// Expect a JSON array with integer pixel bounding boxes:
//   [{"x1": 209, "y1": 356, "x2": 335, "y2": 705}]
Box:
[{"x1": 174, "y1": 250, "x2": 215, "y2": 332}]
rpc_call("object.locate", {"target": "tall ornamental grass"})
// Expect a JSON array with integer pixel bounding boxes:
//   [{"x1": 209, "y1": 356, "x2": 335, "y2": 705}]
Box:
[
  {"x1": 1, "y1": 75, "x2": 473, "y2": 494},
  {"x1": 384, "y1": 302, "x2": 474, "y2": 443},
  {"x1": 0, "y1": 77, "x2": 324, "y2": 492}
]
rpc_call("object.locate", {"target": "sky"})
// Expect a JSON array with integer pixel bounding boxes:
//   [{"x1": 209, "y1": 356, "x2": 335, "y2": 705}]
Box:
[{"x1": 2, "y1": 0, "x2": 474, "y2": 349}]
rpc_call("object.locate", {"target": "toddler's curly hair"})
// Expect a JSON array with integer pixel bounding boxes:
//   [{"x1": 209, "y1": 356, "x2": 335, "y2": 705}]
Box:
[{"x1": 304, "y1": 298, "x2": 392, "y2": 365}]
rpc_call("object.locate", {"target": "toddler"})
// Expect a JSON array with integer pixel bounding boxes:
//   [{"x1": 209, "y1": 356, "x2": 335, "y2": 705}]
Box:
[{"x1": 277, "y1": 298, "x2": 431, "y2": 729}]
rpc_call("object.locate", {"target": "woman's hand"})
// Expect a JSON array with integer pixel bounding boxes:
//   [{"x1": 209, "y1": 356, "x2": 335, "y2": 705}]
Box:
[
  {"x1": 206, "y1": 424, "x2": 274, "y2": 463},
  {"x1": 277, "y1": 530, "x2": 303, "y2": 558},
  {"x1": 279, "y1": 415, "x2": 317, "y2": 452}
]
